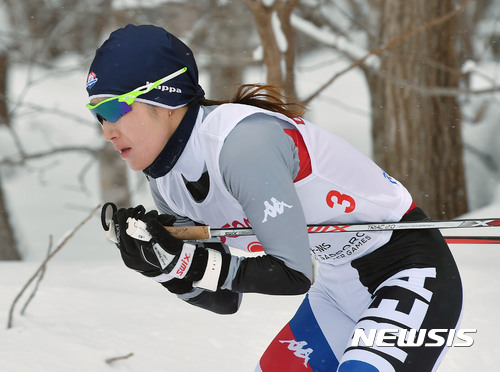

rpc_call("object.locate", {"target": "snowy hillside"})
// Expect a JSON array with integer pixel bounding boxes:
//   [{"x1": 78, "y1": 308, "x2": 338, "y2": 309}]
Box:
[{"x1": 1, "y1": 214, "x2": 500, "y2": 372}]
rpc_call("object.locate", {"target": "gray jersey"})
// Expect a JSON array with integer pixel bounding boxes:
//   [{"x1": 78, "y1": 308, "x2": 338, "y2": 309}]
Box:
[{"x1": 149, "y1": 108, "x2": 313, "y2": 292}]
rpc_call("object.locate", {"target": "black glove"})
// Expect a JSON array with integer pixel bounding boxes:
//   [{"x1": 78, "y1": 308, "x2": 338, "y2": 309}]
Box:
[
  {"x1": 112, "y1": 205, "x2": 173, "y2": 276},
  {"x1": 101, "y1": 203, "x2": 230, "y2": 292},
  {"x1": 101, "y1": 203, "x2": 194, "y2": 294},
  {"x1": 145, "y1": 216, "x2": 231, "y2": 292}
]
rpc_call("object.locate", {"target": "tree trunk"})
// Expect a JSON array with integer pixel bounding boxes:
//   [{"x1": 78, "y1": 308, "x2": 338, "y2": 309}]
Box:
[
  {"x1": 370, "y1": 0, "x2": 468, "y2": 219},
  {"x1": 99, "y1": 143, "x2": 131, "y2": 208},
  {"x1": 245, "y1": 0, "x2": 299, "y2": 98},
  {"x1": 0, "y1": 36, "x2": 18, "y2": 260},
  {"x1": 246, "y1": 0, "x2": 283, "y2": 87},
  {"x1": 0, "y1": 52, "x2": 9, "y2": 125},
  {"x1": 205, "y1": 0, "x2": 250, "y2": 100},
  {"x1": 0, "y1": 173, "x2": 20, "y2": 260}
]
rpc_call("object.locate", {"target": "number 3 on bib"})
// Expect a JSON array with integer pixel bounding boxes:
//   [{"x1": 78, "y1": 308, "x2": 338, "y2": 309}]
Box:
[{"x1": 326, "y1": 190, "x2": 356, "y2": 213}]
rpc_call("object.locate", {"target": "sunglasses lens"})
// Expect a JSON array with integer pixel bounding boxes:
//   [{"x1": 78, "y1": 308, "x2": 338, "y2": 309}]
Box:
[{"x1": 89, "y1": 100, "x2": 132, "y2": 123}]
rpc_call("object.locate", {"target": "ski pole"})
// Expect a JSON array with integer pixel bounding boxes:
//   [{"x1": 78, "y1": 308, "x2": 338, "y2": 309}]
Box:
[
  {"x1": 101, "y1": 203, "x2": 500, "y2": 243},
  {"x1": 443, "y1": 236, "x2": 500, "y2": 244},
  {"x1": 159, "y1": 217, "x2": 500, "y2": 241}
]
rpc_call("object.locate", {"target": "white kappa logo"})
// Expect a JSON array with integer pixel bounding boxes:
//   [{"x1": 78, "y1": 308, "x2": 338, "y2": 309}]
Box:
[
  {"x1": 262, "y1": 197, "x2": 293, "y2": 222},
  {"x1": 279, "y1": 340, "x2": 313, "y2": 367}
]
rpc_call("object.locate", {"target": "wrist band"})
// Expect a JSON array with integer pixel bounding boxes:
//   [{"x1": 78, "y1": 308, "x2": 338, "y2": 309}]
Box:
[
  {"x1": 193, "y1": 248, "x2": 223, "y2": 292},
  {"x1": 169, "y1": 243, "x2": 197, "y2": 279}
]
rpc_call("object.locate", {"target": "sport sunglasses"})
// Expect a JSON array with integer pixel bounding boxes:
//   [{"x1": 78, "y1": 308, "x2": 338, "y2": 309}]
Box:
[{"x1": 86, "y1": 67, "x2": 187, "y2": 124}]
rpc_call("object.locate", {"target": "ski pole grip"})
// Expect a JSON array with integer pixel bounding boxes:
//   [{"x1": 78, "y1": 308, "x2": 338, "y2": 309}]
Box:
[{"x1": 164, "y1": 225, "x2": 211, "y2": 240}]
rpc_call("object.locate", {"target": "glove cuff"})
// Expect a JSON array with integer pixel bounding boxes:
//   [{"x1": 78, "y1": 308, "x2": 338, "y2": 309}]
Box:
[
  {"x1": 167, "y1": 243, "x2": 197, "y2": 279},
  {"x1": 193, "y1": 248, "x2": 227, "y2": 292}
]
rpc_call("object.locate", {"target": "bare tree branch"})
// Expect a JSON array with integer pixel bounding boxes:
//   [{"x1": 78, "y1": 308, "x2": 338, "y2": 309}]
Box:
[
  {"x1": 464, "y1": 143, "x2": 499, "y2": 173},
  {"x1": 277, "y1": 0, "x2": 300, "y2": 99},
  {"x1": 7, "y1": 204, "x2": 101, "y2": 329},
  {"x1": 0, "y1": 145, "x2": 104, "y2": 166},
  {"x1": 302, "y1": 0, "x2": 475, "y2": 105},
  {"x1": 105, "y1": 352, "x2": 134, "y2": 364},
  {"x1": 245, "y1": 0, "x2": 283, "y2": 86},
  {"x1": 20, "y1": 235, "x2": 53, "y2": 315},
  {"x1": 371, "y1": 68, "x2": 500, "y2": 97}
]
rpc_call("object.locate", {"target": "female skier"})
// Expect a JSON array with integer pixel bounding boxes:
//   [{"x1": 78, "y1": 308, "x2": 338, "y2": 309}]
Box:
[{"x1": 86, "y1": 24, "x2": 462, "y2": 372}]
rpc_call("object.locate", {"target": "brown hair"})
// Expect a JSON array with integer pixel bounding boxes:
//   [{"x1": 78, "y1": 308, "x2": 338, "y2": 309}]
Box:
[{"x1": 200, "y1": 84, "x2": 306, "y2": 119}]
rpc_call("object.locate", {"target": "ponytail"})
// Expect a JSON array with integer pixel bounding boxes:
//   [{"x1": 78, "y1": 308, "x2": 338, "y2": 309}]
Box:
[{"x1": 200, "y1": 84, "x2": 306, "y2": 119}]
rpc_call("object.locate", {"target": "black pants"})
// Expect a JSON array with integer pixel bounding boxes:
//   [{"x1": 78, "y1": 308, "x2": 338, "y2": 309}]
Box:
[
  {"x1": 347, "y1": 208, "x2": 463, "y2": 371},
  {"x1": 257, "y1": 208, "x2": 463, "y2": 372}
]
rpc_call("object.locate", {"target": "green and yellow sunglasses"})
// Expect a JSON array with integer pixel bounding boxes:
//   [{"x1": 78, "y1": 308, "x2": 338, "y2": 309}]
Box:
[{"x1": 86, "y1": 67, "x2": 187, "y2": 124}]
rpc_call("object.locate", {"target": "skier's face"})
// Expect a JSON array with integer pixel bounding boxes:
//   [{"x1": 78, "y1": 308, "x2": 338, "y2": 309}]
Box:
[{"x1": 96, "y1": 101, "x2": 183, "y2": 171}]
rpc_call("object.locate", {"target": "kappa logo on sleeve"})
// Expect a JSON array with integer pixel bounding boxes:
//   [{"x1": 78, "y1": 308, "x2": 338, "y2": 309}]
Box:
[{"x1": 262, "y1": 197, "x2": 293, "y2": 223}]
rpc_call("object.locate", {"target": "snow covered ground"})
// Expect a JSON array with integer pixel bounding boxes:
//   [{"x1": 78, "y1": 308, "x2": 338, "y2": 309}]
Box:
[
  {"x1": 1, "y1": 214, "x2": 500, "y2": 371},
  {"x1": 1, "y1": 49, "x2": 499, "y2": 371},
  {"x1": 0, "y1": 259, "x2": 303, "y2": 371}
]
